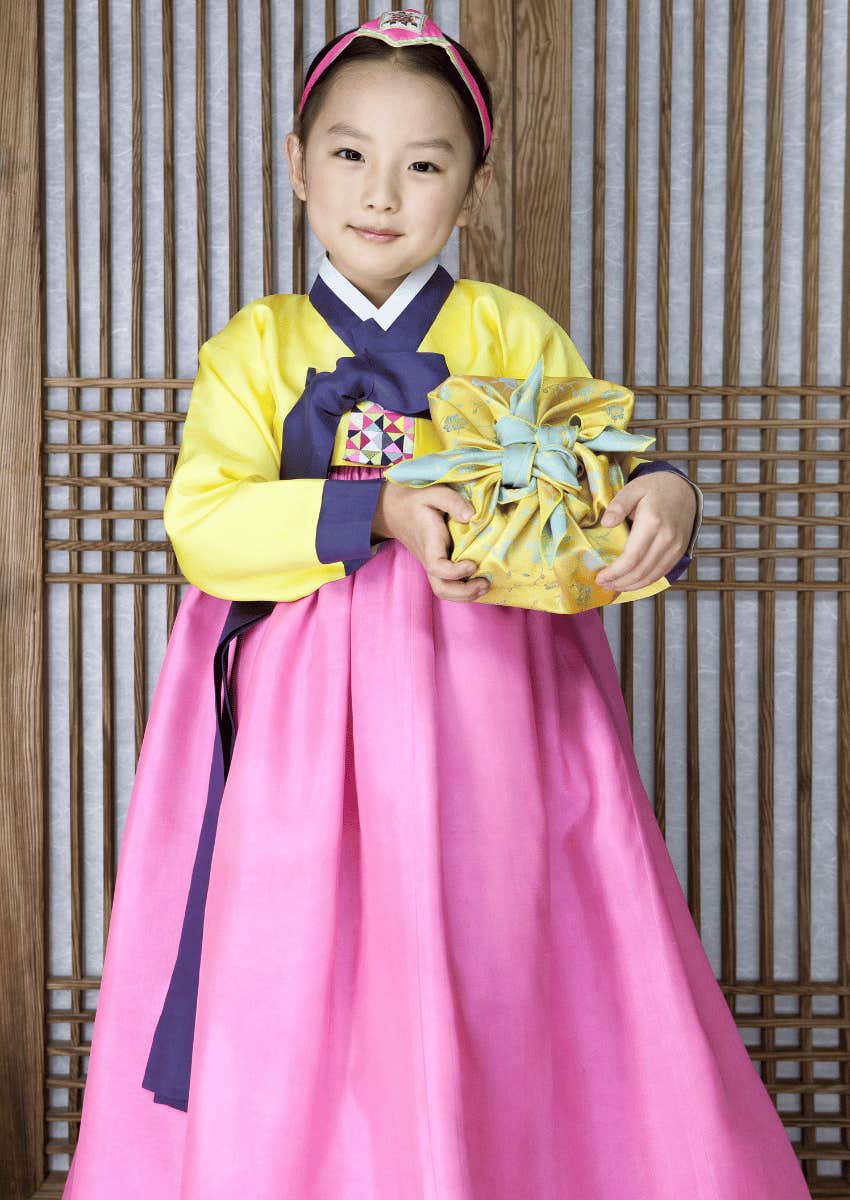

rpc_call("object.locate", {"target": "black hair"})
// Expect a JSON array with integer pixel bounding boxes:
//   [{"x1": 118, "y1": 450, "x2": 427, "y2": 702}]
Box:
[{"x1": 295, "y1": 29, "x2": 494, "y2": 188}]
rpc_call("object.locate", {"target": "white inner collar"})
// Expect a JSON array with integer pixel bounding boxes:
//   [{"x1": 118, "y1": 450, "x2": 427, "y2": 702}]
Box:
[{"x1": 317, "y1": 252, "x2": 446, "y2": 331}]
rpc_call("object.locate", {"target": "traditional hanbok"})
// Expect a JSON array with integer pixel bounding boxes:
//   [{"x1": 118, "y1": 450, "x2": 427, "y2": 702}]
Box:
[{"x1": 63, "y1": 252, "x2": 811, "y2": 1199}]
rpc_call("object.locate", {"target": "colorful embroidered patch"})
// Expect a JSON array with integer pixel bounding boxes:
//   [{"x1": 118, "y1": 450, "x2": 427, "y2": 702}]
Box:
[
  {"x1": 378, "y1": 10, "x2": 427, "y2": 33},
  {"x1": 343, "y1": 401, "x2": 415, "y2": 466}
]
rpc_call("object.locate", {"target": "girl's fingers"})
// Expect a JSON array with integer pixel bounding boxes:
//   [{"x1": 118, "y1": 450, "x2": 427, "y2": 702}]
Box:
[
  {"x1": 430, "y1": 556, "x2": 479, "y2": 582},
  {"x1": 598, "y1": 542, "x2": 677, "y2": 590},
  {"x1": 430, "y1": 575, "x2": 490, "y2": 602}
]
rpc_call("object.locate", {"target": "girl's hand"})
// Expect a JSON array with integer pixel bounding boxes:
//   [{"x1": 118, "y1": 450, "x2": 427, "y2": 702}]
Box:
[
  {"x1": 372, "y1": 480, "x2": 490, "y2": 602},
  {"x1": 594, "y1": 472, "x2": 697, "y2": 592}
]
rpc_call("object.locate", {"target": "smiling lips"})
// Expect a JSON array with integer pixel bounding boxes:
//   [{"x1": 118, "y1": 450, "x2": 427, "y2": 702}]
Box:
[{"x1": 351, "y1": 225, "x2": 401, "y2": 240}]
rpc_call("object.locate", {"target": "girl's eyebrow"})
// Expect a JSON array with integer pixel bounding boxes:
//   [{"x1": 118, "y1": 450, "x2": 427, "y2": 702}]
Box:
[{"x1": 324, "y1": 121, "x2": 456, "y2": 154}]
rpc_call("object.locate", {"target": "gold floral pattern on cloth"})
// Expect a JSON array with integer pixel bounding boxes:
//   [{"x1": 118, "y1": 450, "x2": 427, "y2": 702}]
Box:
[{"x1": 384, "y1": 357, "x2": 671, "y2": 615}]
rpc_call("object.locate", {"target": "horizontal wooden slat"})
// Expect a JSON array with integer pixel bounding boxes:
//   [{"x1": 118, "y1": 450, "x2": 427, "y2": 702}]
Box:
[
  {"x1": 45, "y1": 478, "x2": 171, "y2": 488},
  {"x1": 45, "y1": 509, "x2": 164, "y2": 520},
  {"x1": 40, "y1": 375, "x2": 850, "y2": 398},
  {"x1": 41, "y1": 410, "x2": 850, "y2": 430},
  {"x1": 44, "y1": 444, "x2": 178, "y2": 455},
  {"x1": 45, "y1": 409, "x2": 184, "y2": 423},
  {"x1": 47, "y1": 540, "x2": 169, "y2": 551}
]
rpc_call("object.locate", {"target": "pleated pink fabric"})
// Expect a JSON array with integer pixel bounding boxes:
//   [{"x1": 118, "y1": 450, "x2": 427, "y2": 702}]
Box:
[{"x1": 64, "y1": 473, "x2": 811, "y2": 1199}]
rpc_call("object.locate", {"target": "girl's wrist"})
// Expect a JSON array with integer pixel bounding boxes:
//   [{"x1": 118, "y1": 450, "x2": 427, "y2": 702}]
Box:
[{"x1": 371, "y1": 480, "x2": 392, "y2": 540}]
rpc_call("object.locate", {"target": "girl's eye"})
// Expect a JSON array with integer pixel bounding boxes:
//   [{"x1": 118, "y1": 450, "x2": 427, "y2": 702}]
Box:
[{"x1": 334, "y1": 149, "x2": 439, "y2": 173}]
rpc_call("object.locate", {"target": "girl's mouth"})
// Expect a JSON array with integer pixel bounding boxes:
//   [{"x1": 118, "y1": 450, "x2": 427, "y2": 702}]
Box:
[{"x1": 350, "y1": 226, "x2": 401, "y2": 242}]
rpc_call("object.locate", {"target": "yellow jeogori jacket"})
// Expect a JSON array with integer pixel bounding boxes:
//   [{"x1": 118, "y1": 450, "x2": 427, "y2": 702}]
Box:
[{"x1": 164, "y1": 264, "x2": 702, "y2": 603}]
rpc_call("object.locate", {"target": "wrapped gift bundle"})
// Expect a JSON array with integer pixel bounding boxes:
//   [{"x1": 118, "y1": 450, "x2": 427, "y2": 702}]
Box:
[{"x1": 383, "y1": 355, "x2": 671, "y2": 615}]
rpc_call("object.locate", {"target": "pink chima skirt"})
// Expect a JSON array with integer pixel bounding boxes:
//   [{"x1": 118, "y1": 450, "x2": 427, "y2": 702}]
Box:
[{"x1": 64, "y1": 466, "x2": 811, "y2": 1198}]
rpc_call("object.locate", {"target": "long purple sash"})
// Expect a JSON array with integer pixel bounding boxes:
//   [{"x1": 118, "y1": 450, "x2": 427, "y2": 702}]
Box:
[
  {"x1": 142, "y1": 266, "x2": 455, "y2": 1110},
  {"x1": 141, "y1": 599, "x2": 275, "y2": 1109}
]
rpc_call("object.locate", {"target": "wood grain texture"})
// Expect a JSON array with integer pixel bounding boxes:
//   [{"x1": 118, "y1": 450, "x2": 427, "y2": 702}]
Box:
[
  {"x1": 62, "y1": 0, "x2": 85, "y2": 1160},
  {"x1": 261, "y1": 0, "x2": 274, "y2": 297},
  {"x1": 97, "y1": 0, "x2": 116, "y2": 993},
  {"x1": 651, "y1": 0, "x2": 671, "y2": 839},
  {"x1": 162, "y1": 0, "x2": 179, "y2": 677},
  {"x1": 686, "y1": 0, "x2": 705, "y2": 930},
  {"x1": 840, "y1": 0, "x2": 850, "y2": 1161},
  {"x1": 0, "y1": 0, "x2": 44, "y2": 1196},
  {"x1": 196, "y1": 0, "x2": 208, "y2": 342},
  {"x1": 618, "y1": 0, "x2": 636, "y2": 742},
  {"x1": 720, "y1": 0, "x2": 744, "y2": 1007},
  {"x1": 799, "y1": 0, "x2": 824, "y2": 1182},
  {"x1": 758, "y1": 0, "x2": 784, "y2": 1116},
  {"x1": 459, "y1": 0, "x2": 511, "y2": 285},
  {"x1": 228, "y1": 0, "x2": 240, "y2": 315}
]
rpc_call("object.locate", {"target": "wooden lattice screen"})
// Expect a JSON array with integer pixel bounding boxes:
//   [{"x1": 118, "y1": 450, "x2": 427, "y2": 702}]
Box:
[{"x1": 2, "y1": 0, "x2": 848, "y2": 1196}]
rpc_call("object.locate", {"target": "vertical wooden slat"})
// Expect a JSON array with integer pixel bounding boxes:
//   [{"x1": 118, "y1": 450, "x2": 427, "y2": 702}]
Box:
[
  {"x1": 653, "y1": 0, "x2": 672, "y2": 838},
  {"x1": 593, "y1": 2, "x2": 643, "y2": 735},
  {"x1": 196, "y1": 0, "x2": 208, "y2": 344},
  {"x1": 619, "y1": 0, "x2": 637, "y2": 733},
  {"x1": 228, "y1": 0, "x2": 239, "y2": 315},
  {"x1": 62, "y1": 0, "x2": 84, "y2": 1157},
  {"x1": 798, "y1": 0, "x2": 824, "y2": 1182},
  {"x1": 686, "y1": 0, "x2": 705, "y2": 928},
  {"x1": 260, "y1": 0, "x2": 273, "y2": 297},
  {"x1": 721, "y1": 0, "x2": 744, "y2": 989},
  {"x1": 591, "y1": 0, "x2": 606, "y2": 374},
  {"x1": 840, "y1": 0, "x2": 850, "y2": 1174},
  {"x1": 563, "y1": 0, "x2": 573, "y2": 324},
  {"x1": 0, "y1": 0, "x2": 43, "y2": 1190},
  {"x1": 459, "y1": 0, "x2": 511, "y2": 288},
  {"x1": 131, "y1": 0, "x2": 146, "y2": 761},
  {"x1": 97, "y1": 0, "x2": 116, "y2": 943},
  {"x1": 759, "y1": 0, "x2": 785, "y2": 1126},
  {"x1": 162, "y1": 0, "x2": 179, "y2": 639},
  {"x1": 623, "y1": 0, "x2": 638, "y2": 389},
  {"x1": 513, "y1": 0, "x2": 571, "y2": 320},
  {"x1": 292, "y1": 0, "x2": 305, "y2": 294}
]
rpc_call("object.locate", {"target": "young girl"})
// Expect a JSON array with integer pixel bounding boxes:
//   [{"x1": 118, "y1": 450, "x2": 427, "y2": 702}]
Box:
[{"x1": 64, "y1": 11, "x2": 812, "y2": 1199}]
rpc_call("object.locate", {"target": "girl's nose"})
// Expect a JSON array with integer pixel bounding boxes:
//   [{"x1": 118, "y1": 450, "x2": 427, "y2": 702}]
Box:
[{"x1": 360, "y1": 170, "x2": 400, "y2": 210}]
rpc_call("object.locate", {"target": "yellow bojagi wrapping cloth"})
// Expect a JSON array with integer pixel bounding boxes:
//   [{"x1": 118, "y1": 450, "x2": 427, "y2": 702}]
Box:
[{"x1": 383, "y1": 355, "x2": 671, "y2": 614}]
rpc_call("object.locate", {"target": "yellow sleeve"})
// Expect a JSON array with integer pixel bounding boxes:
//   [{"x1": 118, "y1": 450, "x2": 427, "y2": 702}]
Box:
[{"x1": 163, "y1": 301, "x2": 384, "y2": 601}]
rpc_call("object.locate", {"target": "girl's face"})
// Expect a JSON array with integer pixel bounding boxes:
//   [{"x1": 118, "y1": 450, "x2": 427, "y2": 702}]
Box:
[{"x1": 285, "y1": 59, "x2": 493, "y2": 308}]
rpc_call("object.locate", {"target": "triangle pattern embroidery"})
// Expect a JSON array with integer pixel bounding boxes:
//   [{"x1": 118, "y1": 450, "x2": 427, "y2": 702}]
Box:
[{"x1": 343, "y1": 400, "x2": 415, "y2": 466}]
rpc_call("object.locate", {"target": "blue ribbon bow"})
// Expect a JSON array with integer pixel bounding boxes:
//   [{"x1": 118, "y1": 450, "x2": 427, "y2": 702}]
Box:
[{"x1": 387, "y1": 356, "x2": 653, "y2": 566}]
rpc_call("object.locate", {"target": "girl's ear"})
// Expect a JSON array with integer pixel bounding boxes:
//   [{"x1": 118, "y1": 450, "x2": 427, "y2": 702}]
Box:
[
  {"x1": 285, "y1": 133, "x2": 308, "y2": 202},
  {"x1": 456, "y1": 161, "x2": 494, "y2": 229}
]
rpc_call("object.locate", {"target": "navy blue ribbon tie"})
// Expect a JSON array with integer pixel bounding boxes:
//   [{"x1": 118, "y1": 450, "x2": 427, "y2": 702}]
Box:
[
  {"x1": 143, "y1": 264, "x2": 455, "y2": 1111},
  {"x1": 280, "y1": 345, "x2": 452, "y2": 478},
  {"x1": 141, "y1": 600, "x2": 274, "y2": 1110}
]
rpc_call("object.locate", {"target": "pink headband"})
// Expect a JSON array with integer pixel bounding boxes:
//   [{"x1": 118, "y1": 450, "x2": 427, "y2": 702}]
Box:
[{"x1": 298, "y1": 8, "x2": 492, "y2": 154}]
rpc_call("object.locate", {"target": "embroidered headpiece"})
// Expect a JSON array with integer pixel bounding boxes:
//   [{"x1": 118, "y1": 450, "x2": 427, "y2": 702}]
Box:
[{"x1": 298, "y1": 8, "x2": 492, "y2": 154}]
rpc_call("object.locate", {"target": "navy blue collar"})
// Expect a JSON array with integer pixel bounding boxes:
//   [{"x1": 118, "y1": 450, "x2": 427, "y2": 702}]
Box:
[{"x1": 308, "y1": 261, "x2": 456, "y2": 355}]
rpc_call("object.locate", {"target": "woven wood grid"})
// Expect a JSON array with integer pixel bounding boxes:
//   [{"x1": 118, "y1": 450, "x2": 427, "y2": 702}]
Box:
[{"x1": 1, "y1": 0, "x2": 846, "y2": 1196}]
